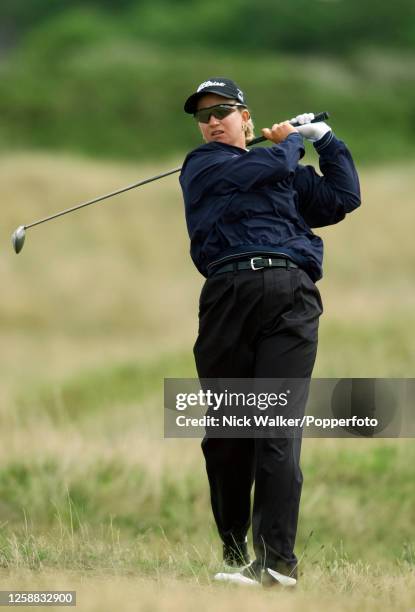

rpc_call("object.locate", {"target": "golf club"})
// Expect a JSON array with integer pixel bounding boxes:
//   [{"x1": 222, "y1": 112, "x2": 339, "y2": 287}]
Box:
[{"x1": 11, "y1": 112, "x2": 329, "y2": 254}]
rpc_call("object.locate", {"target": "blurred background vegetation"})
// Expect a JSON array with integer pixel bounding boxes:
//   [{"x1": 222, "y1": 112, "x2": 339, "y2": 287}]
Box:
[{"x1": 0, "y1": 0, "x2": 414, "y2": 162}]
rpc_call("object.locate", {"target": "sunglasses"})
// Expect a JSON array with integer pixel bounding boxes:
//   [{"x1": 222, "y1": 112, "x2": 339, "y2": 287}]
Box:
[{"x1": 194, "y1": 103, "x2": 246, "y2": 124}]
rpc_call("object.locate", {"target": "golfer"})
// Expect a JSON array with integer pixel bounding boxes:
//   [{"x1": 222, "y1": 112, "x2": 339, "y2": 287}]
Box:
[{"x1": 179, "y1": 78, "x2": 361, "y2": 587}]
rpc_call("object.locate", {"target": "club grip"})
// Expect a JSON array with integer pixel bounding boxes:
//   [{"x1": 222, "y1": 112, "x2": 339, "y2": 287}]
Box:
[{"x1": 247, "y1": 111, "x2": 330, "y2": 147}]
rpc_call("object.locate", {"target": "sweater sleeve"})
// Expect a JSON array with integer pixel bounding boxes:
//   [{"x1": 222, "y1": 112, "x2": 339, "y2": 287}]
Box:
[
  {"x1": 293, "y1": 133, "x2": 361, "y2": 228},
  {"x1": 180, "y1": 133, "x2": 305, "y2": 203}
]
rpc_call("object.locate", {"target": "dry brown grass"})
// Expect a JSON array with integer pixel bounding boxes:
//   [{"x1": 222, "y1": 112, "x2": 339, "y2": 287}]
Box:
[
  {"x1": 0, "y1": 565, "x2": 414, "y2": 612},
  {"x1": 0, "y1": 152, "x2": 414, "y2": 610}
]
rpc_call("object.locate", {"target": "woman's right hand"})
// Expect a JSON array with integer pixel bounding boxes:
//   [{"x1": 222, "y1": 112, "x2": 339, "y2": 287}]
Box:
[{"x1": 261, "y1": 121, "x2": 298, "y2": 144}]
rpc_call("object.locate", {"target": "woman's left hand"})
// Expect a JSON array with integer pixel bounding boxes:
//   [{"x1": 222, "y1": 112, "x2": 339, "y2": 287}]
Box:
[{"x1": 291, "y1": 113, "x2": 331, "y2": 143}]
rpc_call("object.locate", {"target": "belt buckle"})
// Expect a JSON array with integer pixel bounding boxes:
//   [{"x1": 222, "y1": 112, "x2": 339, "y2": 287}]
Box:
[{"x1": 250, "y1": 257, "x2": 272, "y2": 271}]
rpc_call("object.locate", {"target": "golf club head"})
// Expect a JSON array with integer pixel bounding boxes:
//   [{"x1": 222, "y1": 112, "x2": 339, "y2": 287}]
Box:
[{"x1": 11, "y1": 225, "x2": 26, "y2": 254}]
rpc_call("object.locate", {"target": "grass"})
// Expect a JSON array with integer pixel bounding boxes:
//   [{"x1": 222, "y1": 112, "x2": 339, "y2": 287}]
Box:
[
  {"x1": 0, "y1": 437, "x2": 414, "y2": 561},
  {"x1": 0, "y1": 533, "x2": 414, "y2": 611},
  {"x1": 0, "y1": 151, "x2": 414, "y2": 609}
]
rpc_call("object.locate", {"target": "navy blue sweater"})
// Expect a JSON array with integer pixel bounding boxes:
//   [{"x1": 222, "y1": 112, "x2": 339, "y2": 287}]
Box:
[{"x1": 179, "y1": 131, "x2": 361, "y2": 281}]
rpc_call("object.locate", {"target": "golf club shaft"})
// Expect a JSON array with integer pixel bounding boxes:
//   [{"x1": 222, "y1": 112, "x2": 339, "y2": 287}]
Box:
[
  {"x1": 24, "y1": 166, "x2": 182, "y2": 230},
  {"x1": 22, "y1": 111, "x2": 329, "y2": 231}
]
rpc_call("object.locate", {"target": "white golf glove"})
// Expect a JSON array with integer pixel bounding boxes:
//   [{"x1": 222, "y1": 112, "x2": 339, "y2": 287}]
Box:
[{"x1": 291, "y1": 113, "x2": 331, "y2": 143}]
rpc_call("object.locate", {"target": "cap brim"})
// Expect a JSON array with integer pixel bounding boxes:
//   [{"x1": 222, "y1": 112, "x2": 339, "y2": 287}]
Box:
[{"x1": 184, "y1": 88, "x2": 237, "y2": 114}]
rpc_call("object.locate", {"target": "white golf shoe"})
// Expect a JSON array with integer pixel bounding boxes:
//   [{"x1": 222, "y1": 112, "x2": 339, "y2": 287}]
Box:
[{"x1": 214, "y1": 559, "x2": 297, "y2": 588}]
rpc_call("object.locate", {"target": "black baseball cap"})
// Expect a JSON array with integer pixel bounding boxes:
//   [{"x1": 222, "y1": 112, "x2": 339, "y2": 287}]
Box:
[{"x1": 184, "y1": 77, "x2": 247, "y2": 114}]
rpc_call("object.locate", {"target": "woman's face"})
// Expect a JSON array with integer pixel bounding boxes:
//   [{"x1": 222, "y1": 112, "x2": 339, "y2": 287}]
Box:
[{"x1": 196, "y1": 93, "x2": 250, "y2": 148}]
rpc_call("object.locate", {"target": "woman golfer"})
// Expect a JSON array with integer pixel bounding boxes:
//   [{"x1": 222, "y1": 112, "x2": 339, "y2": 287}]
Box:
[{"x1": 179, "y1": 77, "x2": 360, "y2": 587}]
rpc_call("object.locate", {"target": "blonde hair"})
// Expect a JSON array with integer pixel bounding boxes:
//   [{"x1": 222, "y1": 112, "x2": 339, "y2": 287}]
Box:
[
  {"x1": 235, "y1": 104, "x2": 255, "y2": 144},
  {"x1": 243, "y1": 112, "x2": 255, "y2": 144}
]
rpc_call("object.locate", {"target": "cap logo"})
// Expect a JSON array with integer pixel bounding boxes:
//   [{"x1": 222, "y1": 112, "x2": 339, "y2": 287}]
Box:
[
  {"x1": 236, "y1": 88, "x2": 244, "y2": 102},
  {"x1": 197, "y1": 80, "x2": 226, "y2": 92}
]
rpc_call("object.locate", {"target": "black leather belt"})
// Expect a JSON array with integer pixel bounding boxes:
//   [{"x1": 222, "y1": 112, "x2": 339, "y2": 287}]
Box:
[{"x1": 211, "y1": 256, "x2": 298, "y2": 276}]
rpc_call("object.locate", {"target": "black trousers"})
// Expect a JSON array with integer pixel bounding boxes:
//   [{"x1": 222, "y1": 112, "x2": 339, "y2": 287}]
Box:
[{"x1": 193, "y1": 265, "x2": 323, "y2": 569}]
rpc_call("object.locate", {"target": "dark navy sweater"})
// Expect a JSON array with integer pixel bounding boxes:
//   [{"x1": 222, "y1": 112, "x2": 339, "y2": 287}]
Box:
[{"x1": 179, "y1": 131, "x2": 361, "y2": 281}]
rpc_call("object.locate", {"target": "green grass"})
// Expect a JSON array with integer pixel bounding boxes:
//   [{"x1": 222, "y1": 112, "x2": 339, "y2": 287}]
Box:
[
  {"x1": 0, "y1": 435, "x2": 413, "y2": 565},
  {"x1": 17, "y1": 352, "x2": 195, "y2": 423},
  {"x1": 316, "y1": 318, "x2": 415, "y2": 377},
  {"x1": 0, "y1": 153, "x2": 414, "y2": 609}
]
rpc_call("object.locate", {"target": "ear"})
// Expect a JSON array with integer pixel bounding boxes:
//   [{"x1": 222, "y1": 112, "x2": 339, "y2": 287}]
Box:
[{"x1": 242, "y1": 108, "x2": 251, "y2": 122}]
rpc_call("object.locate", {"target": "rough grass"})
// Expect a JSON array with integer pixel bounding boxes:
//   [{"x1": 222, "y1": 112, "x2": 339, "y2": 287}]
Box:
[
  {"x1": 1, "y1": 564, "x2": 414, "y2": 612},
  {"x1": 0, "y1": 152, "x2": 414, "y2": 610}
]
